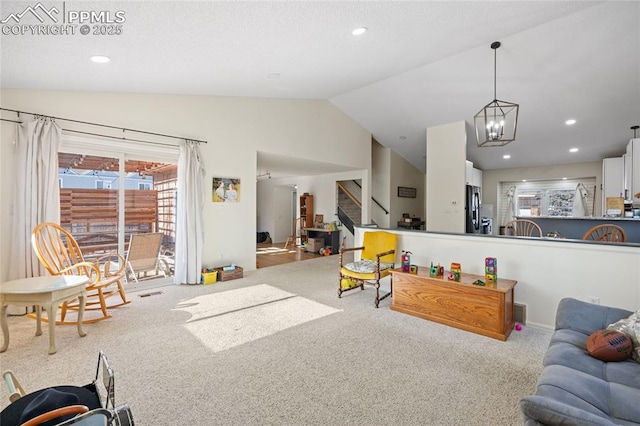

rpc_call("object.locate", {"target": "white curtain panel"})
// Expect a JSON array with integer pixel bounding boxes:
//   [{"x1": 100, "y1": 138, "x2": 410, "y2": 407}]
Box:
[
  {"x1": 9, "y1": 118, "x2": 61, "y2": 280},
  {"x1": 572, "y1": 183, "x2": 590, "y2": 217},
  {"x1": 174, "y1": 140, "x2": 205, "y2": 284}
]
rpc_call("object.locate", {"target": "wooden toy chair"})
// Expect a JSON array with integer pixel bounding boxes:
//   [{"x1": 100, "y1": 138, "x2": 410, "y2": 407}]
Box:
[{"x1": 284, "y1": 218, "x2": 307, "y2": 249}]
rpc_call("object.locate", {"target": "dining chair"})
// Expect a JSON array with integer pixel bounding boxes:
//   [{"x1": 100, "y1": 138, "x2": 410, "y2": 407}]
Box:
[
  {"x1": 502, "y1": 219, "x2": 543, "y2": 237},
  {"x1": 31, "y1": 222, "x2": 130, "y2": 324},
  {"x1": 582, "y1": 224, "x2": 626, "y2": 242},
  {"x1": 338, "y1": 231, "x2": 397, "y2": 308}
]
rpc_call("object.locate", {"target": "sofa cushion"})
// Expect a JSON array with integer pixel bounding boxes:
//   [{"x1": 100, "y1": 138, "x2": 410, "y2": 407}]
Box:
[
  {"x1": 556, "y1": 298, "x2": 631, "y2": 336},
  {"x1": 555, "y1": 298, "x2": 632, "y2": 335},
  {"x1": 543, "y1": 341, "x2": 640, "y2": 387},
  {"x1": 524, "y1": 365, "x2": 640, "y2": 425},
  {"x1": 520, "y1": 395, "x2": 618, "y2": 426},
  {"x1": 549, "y1": 328, "x2": 589, "y2": 348},
  {"x1": 522, "y1": 299, "x2": 640, "y2": 426}
]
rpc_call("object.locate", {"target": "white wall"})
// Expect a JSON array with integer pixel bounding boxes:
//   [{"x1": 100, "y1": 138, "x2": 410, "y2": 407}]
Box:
[
  {"x1": 256, "y1": 181, "x2": 295, "y2": 243},
  {"x1": 371, "y1": 140, "x2": 425, "y2": 228},
  {"x1": 483, "y1": 161, "x2": 602, "y2": 233},
  {"x1": 371, "y1": 139, "x2": 390, "y2": 228},
  {"x1": 255, "y1": 169, "x2": 369, "y2": 250},
  {"x1": 390, "y1": 150, "x2": 425, "y2": 222},
  {"x1": 354, "y1": 227, "x2": 640, "y2": 329},
  {"x1": 426, "y1": 121, "x2": 467, "y2": 233},
  {"x1": 0, "y1": 89, "x2": 371, "y2": 280}
]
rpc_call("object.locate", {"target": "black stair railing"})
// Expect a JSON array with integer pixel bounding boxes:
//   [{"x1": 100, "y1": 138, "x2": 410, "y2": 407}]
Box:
[
  {"x1": 351, "y1": 180, "x2": 389, "y2": 215},
  {"x1": 338, "y1": 206, "x2": 354, "y2": 235}
]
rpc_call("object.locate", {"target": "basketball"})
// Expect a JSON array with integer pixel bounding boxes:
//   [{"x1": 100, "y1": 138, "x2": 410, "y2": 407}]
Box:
[{"x1": 586, "y1": 329, "x2": 632, "y2": 362}]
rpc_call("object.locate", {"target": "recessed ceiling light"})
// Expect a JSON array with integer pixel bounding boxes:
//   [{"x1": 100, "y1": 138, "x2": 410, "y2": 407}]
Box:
[
  {"x1": 503, "y1": 154, "x2": 511, "y2": 159},
  {"x1": 562, "y1": 177, "x2": 567, "y2": 180},
  {"x1": 90, "y1": 55, "x2": 110, "y2": 64},
  {"x1": 352, "y1": 27, "x2": 367, "y2": 36},
  {"x1": 569, "y1": 148, "x2": 579, "y2": 153},
  {"x1": 267, "y1": 72, "x2": 280, "y2": 79},
  {"x1": 522, "y1": 179, "x2": 527, "y2": 182},
  {"x1": 565, "y1": 119, "x2": 576, "y2": 125}
]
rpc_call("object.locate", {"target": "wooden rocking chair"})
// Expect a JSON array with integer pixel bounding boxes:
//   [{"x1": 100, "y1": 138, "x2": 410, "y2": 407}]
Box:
[{"x1": 31, "y1": 222, "x2": 130, "y2": 324}]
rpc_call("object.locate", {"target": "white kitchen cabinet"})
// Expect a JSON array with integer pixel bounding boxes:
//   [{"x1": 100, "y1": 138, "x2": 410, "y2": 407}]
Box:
[
  {"x1": 602, "y1": 157, "x2": 624, "y2": 207},
  {"x1": 465, "y1": 160, "x2": 483, "y2": 188},
  {"x1": 625, "y1": 138, "x2": 640, "y2": 203},
  {"x1": 472, "y1": 167, "x2": 483, "y2": 189},
  {"x1": 465, "y1": 161, "x2": 473, "y2": 185}
]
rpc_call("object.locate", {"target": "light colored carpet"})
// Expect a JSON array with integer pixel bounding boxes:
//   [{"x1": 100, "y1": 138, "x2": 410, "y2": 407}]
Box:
[
  {"x1": 0, "y1": 256, "x2": 551, "y2": 425},
  {"x1": 177, "y1": 284, "x2": 341, "y2": 352}
]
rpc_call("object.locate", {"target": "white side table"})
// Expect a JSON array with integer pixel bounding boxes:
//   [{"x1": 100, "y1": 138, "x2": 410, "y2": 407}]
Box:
[{"x1": 0, "y1": 275, "x2": 88, "y2": 354}]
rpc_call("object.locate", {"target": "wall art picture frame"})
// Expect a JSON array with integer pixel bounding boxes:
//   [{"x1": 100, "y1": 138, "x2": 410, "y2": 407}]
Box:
[
  {"x1": 213, "y1": 177, "x2": 241, "y2": 203},
  {"x1": 397, "y1": 186, "x2": 417, "y2": 198}
]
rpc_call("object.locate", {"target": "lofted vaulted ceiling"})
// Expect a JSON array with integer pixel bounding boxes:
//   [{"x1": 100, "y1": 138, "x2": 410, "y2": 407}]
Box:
[{"x1": 2, "y1": 1, "x2": 639, "y2": 175}]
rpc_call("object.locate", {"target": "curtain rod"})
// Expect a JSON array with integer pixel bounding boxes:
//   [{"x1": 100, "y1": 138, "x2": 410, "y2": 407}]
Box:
[
  {"x1": 1, "y1": 118, "x2": 184, "y2": 148},
  {"x1": 0, "y1": 107, "x2": 207, "y2": 144}
]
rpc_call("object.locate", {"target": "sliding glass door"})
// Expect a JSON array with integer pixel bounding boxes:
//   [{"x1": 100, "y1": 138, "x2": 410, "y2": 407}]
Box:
[
  {"x1": 59, "y1": 152, "x2": 122, "y2": 257},
  {"x1": 58, "y1": 142, "x2": 178, "y2": 283}
]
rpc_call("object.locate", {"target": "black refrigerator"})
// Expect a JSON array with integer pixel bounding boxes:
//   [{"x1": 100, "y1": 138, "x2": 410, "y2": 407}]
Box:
[{"x1": 465, "y1": 185, "x2": 481, "y2": 234}]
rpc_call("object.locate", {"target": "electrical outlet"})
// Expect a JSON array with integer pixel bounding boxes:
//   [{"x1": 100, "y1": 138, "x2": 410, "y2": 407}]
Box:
[{"x1": 588, "y1": 296, "x2": 600, "y2": 305}]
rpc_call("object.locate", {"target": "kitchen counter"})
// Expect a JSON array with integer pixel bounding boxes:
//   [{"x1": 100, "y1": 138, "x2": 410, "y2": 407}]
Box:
[
  {"x1": 517, "y1": 216, "x2": 640, "y2": 242},
  {"x1": 525, "y1": 215, "x2": 640, "y2": 221}
]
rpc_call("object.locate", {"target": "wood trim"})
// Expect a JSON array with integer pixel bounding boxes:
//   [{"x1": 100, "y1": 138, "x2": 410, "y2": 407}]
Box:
[{"x1": 337, "y1": 182, "x2": 362, "y2": 208}]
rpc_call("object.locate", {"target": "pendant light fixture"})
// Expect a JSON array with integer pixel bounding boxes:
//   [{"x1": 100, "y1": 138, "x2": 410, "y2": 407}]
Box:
[{"x1": 474, "y1": 41, "x2": 519, "y2": 147}]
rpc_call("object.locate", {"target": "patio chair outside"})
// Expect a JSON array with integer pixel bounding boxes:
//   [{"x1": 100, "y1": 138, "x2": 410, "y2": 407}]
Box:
[{"x1": 125, "y1": 233, "x2": 166, "y2": 283}]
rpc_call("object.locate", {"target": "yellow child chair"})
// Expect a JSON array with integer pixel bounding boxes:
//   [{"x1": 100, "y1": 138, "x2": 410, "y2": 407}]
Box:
[{"x1": 338, "y1": 231, "x2": 397, "y2": 308}]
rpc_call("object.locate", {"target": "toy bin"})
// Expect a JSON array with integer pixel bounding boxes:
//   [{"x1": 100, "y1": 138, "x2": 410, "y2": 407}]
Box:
[
  {"x1": 214, "y1": 265, "x2": 244, "y2": 281},
  {"x1": 201, "y1": 270, "x2": 218, "y2": 285}
]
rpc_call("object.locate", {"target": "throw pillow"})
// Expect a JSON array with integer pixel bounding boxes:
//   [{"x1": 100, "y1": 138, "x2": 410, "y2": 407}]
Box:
[{"x1": 607, "y1": 310, "x2": 640, "y2": 363}]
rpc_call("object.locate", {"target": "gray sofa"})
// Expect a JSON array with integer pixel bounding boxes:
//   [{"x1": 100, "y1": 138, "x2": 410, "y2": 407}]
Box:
[{"x1": 520, "y1": 297, "x2": 640, "y2": 425}]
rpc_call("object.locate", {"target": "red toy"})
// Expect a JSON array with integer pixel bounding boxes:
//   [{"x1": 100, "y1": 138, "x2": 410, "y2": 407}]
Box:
[
  {"x1": 586, "y1": 329, "x2": 632, "y2": 361},
  {"x1": 401, "y1": 251, "x2": 412, "y2": 273}
]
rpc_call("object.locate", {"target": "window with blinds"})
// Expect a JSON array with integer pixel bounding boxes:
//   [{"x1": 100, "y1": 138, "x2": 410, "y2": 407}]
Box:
[{"x1": 499, "y1": 178, "x2": 596, "y2": 225}]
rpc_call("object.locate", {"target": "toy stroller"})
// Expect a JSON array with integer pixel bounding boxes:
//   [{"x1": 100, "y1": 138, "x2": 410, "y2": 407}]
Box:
[{"x1": 0, "y1": 351, "x2": 133, "y2": 425}]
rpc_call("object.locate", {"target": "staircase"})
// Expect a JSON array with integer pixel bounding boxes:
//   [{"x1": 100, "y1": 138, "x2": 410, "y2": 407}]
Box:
[
  {"x1": 337, "y1": 183, "x2": 362, "y2": 234},
  {"x1": 339, "y1": 191, "x2": 361, "y2": 226}
]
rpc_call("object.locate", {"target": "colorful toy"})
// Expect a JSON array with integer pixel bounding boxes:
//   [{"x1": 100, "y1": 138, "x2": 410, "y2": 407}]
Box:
[
  {"x1": 515, "y1": 323, "x2": 523, "y2": 331},
  {"x1": 401, "y1": 250, "x2": 412, "y2": 273},
  {"x1": 449, "y1": 262, "x2": 461, "y2": 281},
  {"x1": 429, "y1": 262, "x2": 438, "y2": 277},
  {"x1": 485, "y1": 257, "x2": 497, "y2": 284},
  {"x1": 410, "y1": 265, "x2": 418, "y2": 274},
  {"x1": 430, "y1": 262, "x2": 443, "y2": 277}
]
